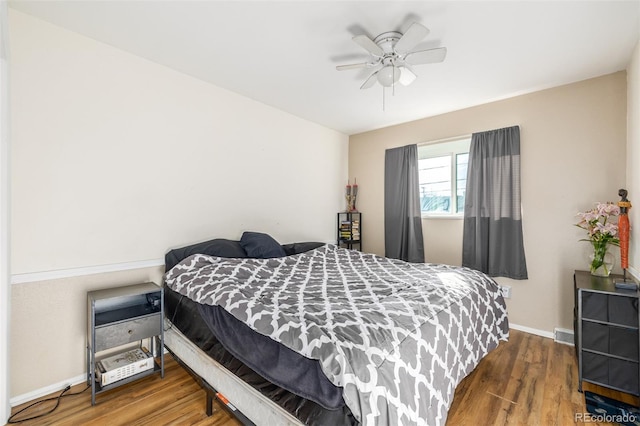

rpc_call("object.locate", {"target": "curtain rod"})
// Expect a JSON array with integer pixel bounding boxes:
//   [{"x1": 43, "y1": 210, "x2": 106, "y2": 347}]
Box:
[
  {"x1": 417, "y1": 133, "x2": 472, "y2": 147},
  {"x1": 417, "y1": 124, "x2": 520, "y2": 147}
]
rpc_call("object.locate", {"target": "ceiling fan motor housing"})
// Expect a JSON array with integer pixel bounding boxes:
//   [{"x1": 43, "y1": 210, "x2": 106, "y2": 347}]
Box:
[{"x1": 373, "y1": 31, "x2": 403, "y2": 55}]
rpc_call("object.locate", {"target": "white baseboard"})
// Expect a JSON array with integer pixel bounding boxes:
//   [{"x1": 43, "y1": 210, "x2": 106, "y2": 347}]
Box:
[
  {"x1": 9, "y1": 373, "x2": 86, "y2": 407},
  {"x1": 8, "y1": 324, "x2": 567, "y2": 407},
  {"x1": 11, "y1": 347, "x2": 170, "y2": 407},
  {"x1": 509, "y1": 323, "x2": 554, "y2": 339},
  {"x1": 510, "y1": 323, "x2": 575, "y2": 346}
]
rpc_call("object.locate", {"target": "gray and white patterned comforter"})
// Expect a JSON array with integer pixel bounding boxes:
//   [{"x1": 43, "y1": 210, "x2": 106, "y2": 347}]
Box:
[{"x1": 165, "y1": 244, "x2": 509, "y2": 426}]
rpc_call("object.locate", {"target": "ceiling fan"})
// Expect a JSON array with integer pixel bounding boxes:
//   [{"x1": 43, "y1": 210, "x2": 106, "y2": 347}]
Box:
[{"x1": 336, "y1": 22, "x2": 447, "y2": 90}]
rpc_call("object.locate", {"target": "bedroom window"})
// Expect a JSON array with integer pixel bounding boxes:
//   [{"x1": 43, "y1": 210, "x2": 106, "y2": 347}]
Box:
[{"x1": 418, "y1": 138, "x2": 471, "y2": 217}]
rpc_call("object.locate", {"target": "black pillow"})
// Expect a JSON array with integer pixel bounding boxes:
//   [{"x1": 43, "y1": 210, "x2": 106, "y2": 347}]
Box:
[
  {"x1": 164, "y1": 238, "x2": 247, "y2": 271},
  {"x1": 282, "y1": 242, "x2": 325, "y2": 256},
  {"x1": 240, "y1": 232, "x2": 286, "y2": 259}
]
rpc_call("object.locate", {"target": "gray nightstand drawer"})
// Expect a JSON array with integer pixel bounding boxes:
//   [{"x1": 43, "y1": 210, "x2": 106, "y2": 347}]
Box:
[{"x1": 95, "y1": 314, "x2": 162, "y2": 351}]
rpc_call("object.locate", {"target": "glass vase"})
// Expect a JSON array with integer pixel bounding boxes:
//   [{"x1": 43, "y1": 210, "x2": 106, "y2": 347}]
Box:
[{"x1": 589, "y1": 245, "x2": 615, "y2": 277}]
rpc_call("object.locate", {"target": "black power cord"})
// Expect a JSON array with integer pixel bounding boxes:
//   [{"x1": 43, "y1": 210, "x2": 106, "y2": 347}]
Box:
[
  {"x1": 164, "y1": 294, "x2": 184, "y2": 332},
  {"x1": 7, "y1": 383, "x2": 90, "y2": 423}
]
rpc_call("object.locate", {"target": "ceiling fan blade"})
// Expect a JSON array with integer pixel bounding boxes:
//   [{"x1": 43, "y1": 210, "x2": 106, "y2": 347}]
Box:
[
  {"x1": 394, "y1": 22, "x2": 429, "y2": 54},
  {"x1": 336, "y1": 62, "x2": 370, "y2": 71},
  {"x1": 398, "y1": 66, "x2": 417, "y2": 86},
  {"x1": 405, "y1": 47, "x2": 447, "y2": 65},
  {"x1": 352, "y1": 34, "x2": 384, "y2": 57},
  {"x1": 360, "y1": 71, "x2": 378, "y2": 89}
]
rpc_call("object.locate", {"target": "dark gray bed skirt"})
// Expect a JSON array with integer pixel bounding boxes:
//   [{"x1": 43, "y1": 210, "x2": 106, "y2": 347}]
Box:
[{"x1": 164, "y1": 285, "x2": 356, "y2": 426}]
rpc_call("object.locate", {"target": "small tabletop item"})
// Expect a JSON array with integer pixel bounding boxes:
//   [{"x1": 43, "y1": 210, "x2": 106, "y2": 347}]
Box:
[{"x1": 615, "y1": 188, "x2": 633, "y2": 288}]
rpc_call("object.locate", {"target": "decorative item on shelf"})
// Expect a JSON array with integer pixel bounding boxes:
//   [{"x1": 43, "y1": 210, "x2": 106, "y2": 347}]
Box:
[
  {"x1": 614, "y1": 189, "x2": 637, "y2": 289},
  {"x1": 576, "y1": 201, "x2": 620, "y2": 277},
  {"x1": 345, "y1": 179, "x2": 358, "y2": 212},
  {"x1": 588, "y1": 250, "x2": 615, "y2": 277}
]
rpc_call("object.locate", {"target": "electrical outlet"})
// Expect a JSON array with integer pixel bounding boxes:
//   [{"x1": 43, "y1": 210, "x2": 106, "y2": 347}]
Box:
[{"x1": 500, "y1": 285, "x2": 512, "y2": 299}]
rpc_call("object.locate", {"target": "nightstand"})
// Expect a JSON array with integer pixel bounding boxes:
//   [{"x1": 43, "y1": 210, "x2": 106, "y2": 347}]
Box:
[
  {"x1": 87, "y1": 282, "x2": 164, "y2": 405},
  {"x1": 575, "y1": 270, "x2": 640, "y2": 396}
]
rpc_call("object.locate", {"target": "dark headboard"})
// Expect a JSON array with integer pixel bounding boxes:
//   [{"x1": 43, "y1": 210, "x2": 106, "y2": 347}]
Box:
[
  {"x1": 164, "y1": 237, "x2": 324, "y2": 272},
  {"x1": 164, "y1": 238, "x2": 247, "y2": 272}
]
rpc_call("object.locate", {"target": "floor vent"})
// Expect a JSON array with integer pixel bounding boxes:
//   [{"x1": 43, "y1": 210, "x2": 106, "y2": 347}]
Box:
[{"x1": 554, "y1": 328, "x2": 574, "y2": 346}]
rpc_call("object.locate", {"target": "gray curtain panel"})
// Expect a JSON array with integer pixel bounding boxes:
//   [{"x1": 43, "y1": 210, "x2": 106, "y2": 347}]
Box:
[
  {"x1": 384, "y1": 144, "x2": 425, "y2": 263},
  {"x1": 462, "y1": 126, "x2": 528, "y2": 279}
]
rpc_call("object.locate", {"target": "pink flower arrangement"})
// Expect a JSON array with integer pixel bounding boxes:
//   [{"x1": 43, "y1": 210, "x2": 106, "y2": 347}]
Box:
[{"x1": 576, "y1": 202, "x2": 620, "y2": 275}]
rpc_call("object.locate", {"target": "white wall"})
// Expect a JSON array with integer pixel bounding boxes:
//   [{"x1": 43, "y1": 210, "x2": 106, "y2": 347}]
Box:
[
  {"x1": 350, "y1": 72, "x2": 628, "y2": 335},
  {"x1": 9, "y1": 9, "x2": 348, "y2": 399},
  {"x1": 10, "y1": 9, "x2": 348, "y2": 275}
]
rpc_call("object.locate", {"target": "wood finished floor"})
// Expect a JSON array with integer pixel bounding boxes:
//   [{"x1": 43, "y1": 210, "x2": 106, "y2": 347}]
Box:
[{"x1": 8, "y1": 329, "x2": 639, "y2": 425}]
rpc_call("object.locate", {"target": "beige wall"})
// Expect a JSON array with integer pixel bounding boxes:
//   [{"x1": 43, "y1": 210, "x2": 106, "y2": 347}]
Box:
[
  {"x1": 1, "y1": 1, "x2": 9, "y2": 422},
  {"x1": 350, "y1": 72, "x2": 627, "y2": 334},
  {"x1": 10, "y1": 267, "x2": 164, "y2": 399},
  {"x1": 9, "y1": 10, "x2": 348, "y2": 399},
  {"x1": 628, "y1": 39, "x2": 640, "y2": 280}
]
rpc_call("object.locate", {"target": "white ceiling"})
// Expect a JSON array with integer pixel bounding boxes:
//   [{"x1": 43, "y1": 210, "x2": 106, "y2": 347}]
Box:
[{"x1": 8, "y1": 1, "x2": 640, "y2": 135}]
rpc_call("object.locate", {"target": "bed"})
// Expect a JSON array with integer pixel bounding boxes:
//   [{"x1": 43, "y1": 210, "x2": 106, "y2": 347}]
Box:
[{"x1": 163, "y1": 232, "x2": 509, "y2": 426}]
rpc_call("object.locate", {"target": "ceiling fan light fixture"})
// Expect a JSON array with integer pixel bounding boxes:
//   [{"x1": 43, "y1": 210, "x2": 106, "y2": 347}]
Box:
[
  {"x1": 377, "y1": 65, "x2": 400, "y2": 87},
  {"x1": 336, "y1": 21, "x2": 446, "y2": 94}
]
